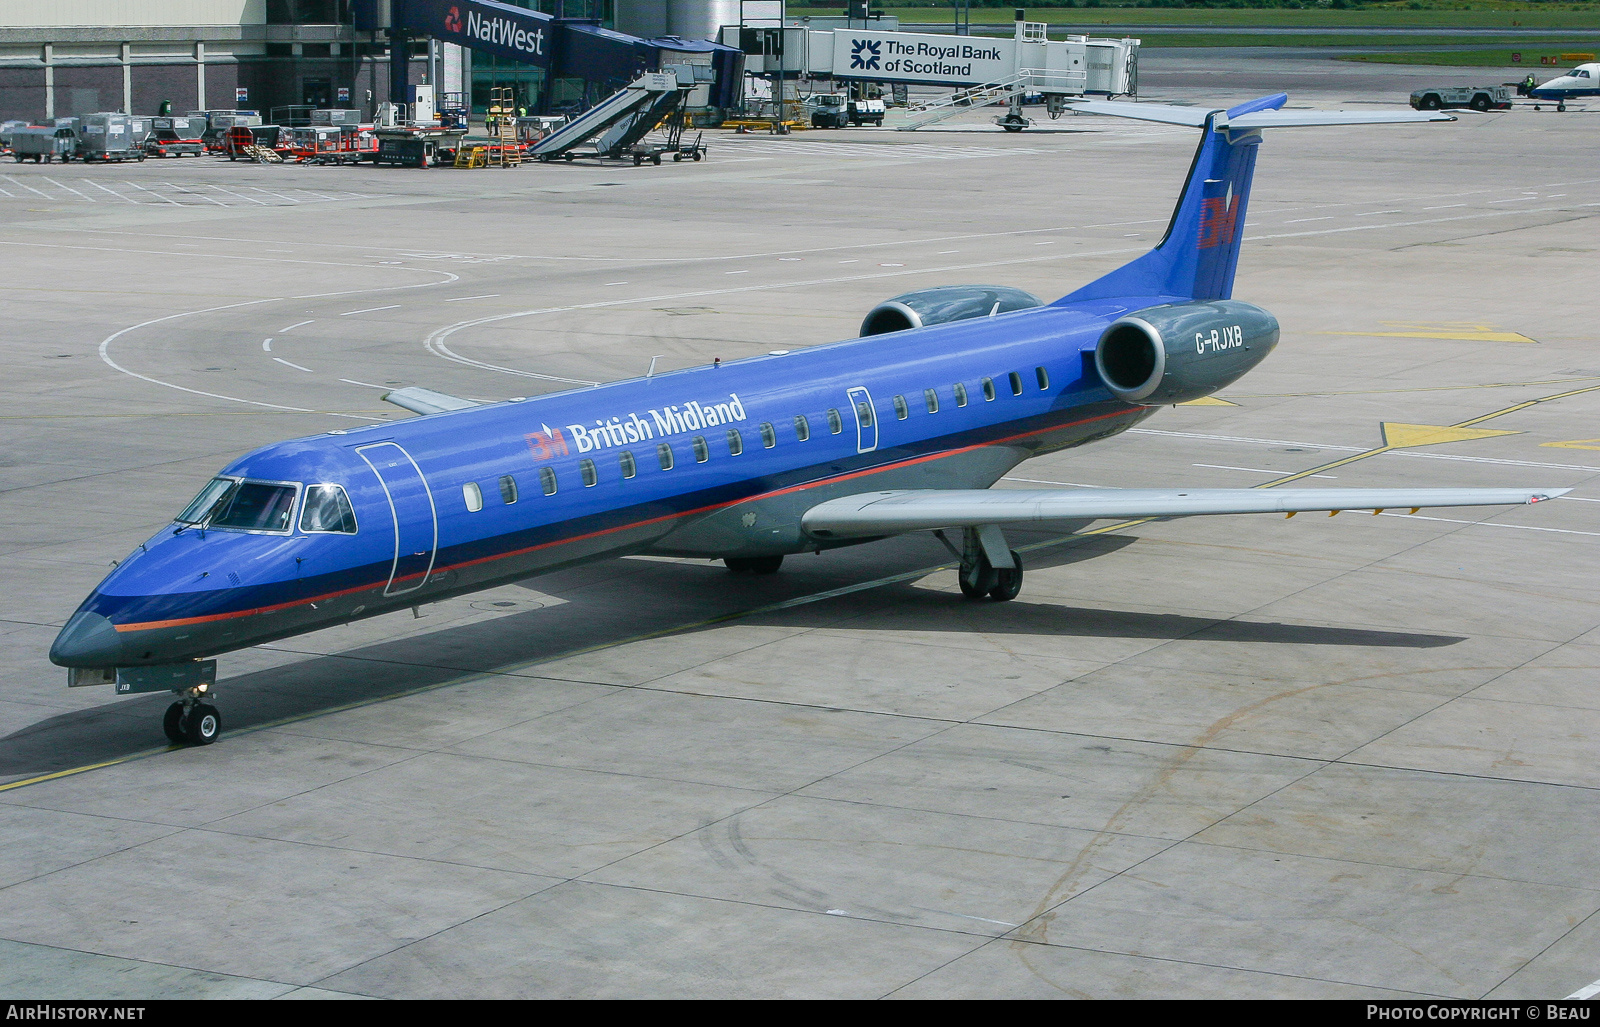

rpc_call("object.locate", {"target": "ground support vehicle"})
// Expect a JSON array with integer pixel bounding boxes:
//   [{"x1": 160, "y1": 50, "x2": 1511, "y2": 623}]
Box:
[
  {"x1": 143, "y1": 117, "x2": 205, "y2": 158},
  {"x1": 1409, "y1": 85, "x2": 1513, "y2": 112},
  {"x1": 371, "y1": 127, "x2": 466, "y2": 168},
  {"x1": 10, "y1": 126, "x2": 75, "y2": 162}
]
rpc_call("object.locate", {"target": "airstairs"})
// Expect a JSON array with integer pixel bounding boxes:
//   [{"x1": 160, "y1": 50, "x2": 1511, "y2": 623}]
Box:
[
  {"x1": 897, "y1": 73, "x2": 1035, "y2": 131},
  {"x1": 895, "y1": 71, "x2": 1080, "y2": 132},
  {"x1": 531, "y1": 71, "x2": 690, "y2": 161}
]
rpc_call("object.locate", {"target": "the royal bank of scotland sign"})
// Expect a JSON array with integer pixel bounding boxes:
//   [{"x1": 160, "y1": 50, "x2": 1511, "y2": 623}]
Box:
[{"x1": 832, "y1": 30, "x2": 1014, "y2": 87}]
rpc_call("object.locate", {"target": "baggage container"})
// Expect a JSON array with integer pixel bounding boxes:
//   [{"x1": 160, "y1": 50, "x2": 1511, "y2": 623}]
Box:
[
  {"x1": 145, "y1": 116, "x2": 205, "y2": 157},
  {"x1": 311, "y1": 109, "x2": 363, "y2": 126},
  {"x1": 76, "y1": 113, "x2": 145, "y2": 162},
  {"x1": 10, "y1": 125, "x2": 76, "y2": 162}
]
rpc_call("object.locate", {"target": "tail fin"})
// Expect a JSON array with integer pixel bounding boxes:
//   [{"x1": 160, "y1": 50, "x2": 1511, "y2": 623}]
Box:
[{"x1": 1056, "y1": 93, "x2": 1451, "y2": 306}]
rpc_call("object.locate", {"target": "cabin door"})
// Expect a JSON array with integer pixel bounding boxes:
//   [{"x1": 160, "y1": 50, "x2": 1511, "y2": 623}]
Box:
[
  {"x1": 356, "y1": 442, "x2": 439, "y2": 596},
  {"x1": 847, "y1": 386, "x2": 877, "y2": 453}
]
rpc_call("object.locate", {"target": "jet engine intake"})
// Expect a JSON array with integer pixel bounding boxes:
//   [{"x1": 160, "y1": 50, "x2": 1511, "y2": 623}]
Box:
[
  {"x1": 860, "y1": 285, "x2": 1044, "y2": 337},
  {"x1": 1094, "y1": 300, "x2": 1279, "y2": 405}
]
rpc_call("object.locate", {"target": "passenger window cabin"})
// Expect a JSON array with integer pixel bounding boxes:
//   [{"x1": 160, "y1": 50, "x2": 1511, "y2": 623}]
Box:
[
  {"x1": 827, "y1": 408, "x2": 843, "y2": 434},
  {"x1": 657, "y1": 443, "x2": 675, "y2": 470},
  {"x1": 1035, "y1": 366, "x2": 1050, "y2": 391},
  {"x1": 580, "y1": 459, "x2": 598, "y2": 487},
  {"x1": 620, "y1": 451, "x2": 637, "y2": 478},
  {"x1": 759, "y1": 422, "x2": 776, "y2": 448},
  {"x1": 499, "y1": 475, "x2": 518, "y2": 504},
  {"x1": 794, "y1": 414, "x2": 810, "y2": 441},
  {"x1": 692, "y1": 436, "x2": 709, "y2": 463},
  {"x1": 924, "y1": 388, "x2": 939, "y2": 414},
  {"x1": 463, "y1": 481, "x2": 483, "y2": 512},
  {"x1": 954, "y1": 382, "x2": 968, "y2": 407},
  {"x1": 540, "y1": 467, "x2": 557, "y2": 495},
  {"x1": 726, "y1": 429, "x2": 743, "y2": 456},
  {"x1": 1009, "y1": 372, "x2": 1023, "y2": 396},
  {"x1": 893, "y1": 395, "x2": 908, "y2": 420},
  {"x1": 982, "y1": 377, "x2": 996, "y2": 401}
]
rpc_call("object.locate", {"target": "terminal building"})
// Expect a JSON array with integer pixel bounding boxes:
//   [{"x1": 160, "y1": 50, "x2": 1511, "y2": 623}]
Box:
[{"x1": 0, "y1": 0, "x2": 742, "y2": 122}]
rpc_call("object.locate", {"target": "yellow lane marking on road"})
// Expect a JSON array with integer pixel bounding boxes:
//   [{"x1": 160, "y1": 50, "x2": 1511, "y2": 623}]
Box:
[
  {"x1": 13, "y1": 382, "x2": 1600, "y2": 796},
  {"x1": 1542, "y1": 439, "x2": 1600, "y2": 451},
  {"x1": 1177, "y1": 397, "x2": 1238, "y2": 407},
  {"x1": 1318, "y1": 321, "x2": 1536, "y2": 343}
]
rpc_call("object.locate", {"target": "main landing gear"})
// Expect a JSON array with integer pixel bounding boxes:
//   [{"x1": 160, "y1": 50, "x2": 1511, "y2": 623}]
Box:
[
  {"x1": 939, "y1": 526, "x2": 1024, "y2": 602},
  {"x1": 163, "y1": 693, "x2": 222, "y2": 746}
]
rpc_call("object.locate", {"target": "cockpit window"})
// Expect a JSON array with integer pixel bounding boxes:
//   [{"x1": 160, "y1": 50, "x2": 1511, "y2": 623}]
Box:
[
  {"x1": 300, "y1": 485, "x2": 357, "y2": 533},
  {"x1": 199, "y1": 481, "x2": 298, "y2": 532},
  {"x1": 176, "y1": 478, "x2": 237, "y2": 525}
]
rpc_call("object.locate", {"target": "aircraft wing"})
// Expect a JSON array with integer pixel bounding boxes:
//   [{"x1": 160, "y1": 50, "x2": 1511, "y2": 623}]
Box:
[
  {"x1": 381, "y1": 386, "x2": 480, "y2": 416},
  {"x1": 800, "y1": 487, "x2": 1567, "y2": 539}
]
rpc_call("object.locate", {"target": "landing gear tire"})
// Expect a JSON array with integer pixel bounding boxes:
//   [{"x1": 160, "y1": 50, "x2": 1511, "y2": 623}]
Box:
[
  {"x1": 725, "y1": 555, "x2": 784, "y2": 574},
  {"x1": 163, "y1": 702, "x2": 185, "y2": 744},
  {"x1": 183, "y1": 703, "x2": 221, "y2": 745},
  {"x1": 959, "y1": 559, "x2": 999, "y2": 600},
  {"x1": 1559, "y1": 102, "x2": 1567, "y2": 112},
  {"x1": 988, "y1": 552, "x2": 1023, "y2": 602}
]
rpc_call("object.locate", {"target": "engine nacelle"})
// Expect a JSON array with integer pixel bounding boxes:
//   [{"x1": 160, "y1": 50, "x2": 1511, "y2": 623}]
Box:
[
  {"x1": 1093, "y1": 300, "x2": 1279, "y2": 405},
  {"x1": 860, "y1": 285, "x2": 1044, "y2": 337}
]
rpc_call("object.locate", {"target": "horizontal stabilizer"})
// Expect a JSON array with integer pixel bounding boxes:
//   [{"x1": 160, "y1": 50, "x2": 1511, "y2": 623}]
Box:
[
  {"x1": 381, "y1": 386, "x2": 480, "y2": 416},
  {"x1": 801, "y1": 487, "x2": 1567, "y2": 539},
  {"x1": 1067, "y1": 99, "x2": 1455, "y2": 129}
]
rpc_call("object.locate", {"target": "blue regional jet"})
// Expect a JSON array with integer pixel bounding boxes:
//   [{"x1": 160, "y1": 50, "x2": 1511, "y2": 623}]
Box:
[{"x1": 51, "y1": 93, "x2": 1569, "y2": 745}]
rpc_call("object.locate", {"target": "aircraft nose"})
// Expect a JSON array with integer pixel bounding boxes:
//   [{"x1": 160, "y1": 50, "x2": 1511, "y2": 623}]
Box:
[{"x1": 50, "y1": 611, "x2": 123, "y2": 668}]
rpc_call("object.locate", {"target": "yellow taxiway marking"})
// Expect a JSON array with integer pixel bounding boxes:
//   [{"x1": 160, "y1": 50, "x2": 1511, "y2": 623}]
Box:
[
  {"x1": 1228, "y1": 375, "x2": 1600, "y2": 400},
  {"x1": 1178, "y1": 396, "x2": 1238, "y2": 407},
  {"x1": 1318, "y1": 321, "x2": 1536, "y2": 344},
  {"x1": 1542, "y1": 439, "x2": 1600, "y2": 451},
  {"x1": 0, "y1": 755, "x2": 167, "y2": 794},
  {"x1": 1380, "y1": 422, "x2": 1520, "y2": 449},
  {"x1": 12, "y1": 382, "x2": 1600, "y2": 796}
]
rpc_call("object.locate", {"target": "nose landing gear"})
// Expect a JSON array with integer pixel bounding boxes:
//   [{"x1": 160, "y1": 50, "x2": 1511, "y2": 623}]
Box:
[{"x1": 163, "y1": 690, "x2": 222, "y2": 746}]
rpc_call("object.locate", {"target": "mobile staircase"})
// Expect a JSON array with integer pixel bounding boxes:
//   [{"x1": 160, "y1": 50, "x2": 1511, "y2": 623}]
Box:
[
  {"x1": 531, "y1": 71, "x2": 691, "y2": 162},
  {"x1": 896, "y1": 72, "x2": 1035, "y2": 131},
  {"x1": 896, "y1": 71, "x2": 1078, "y2": 132}
]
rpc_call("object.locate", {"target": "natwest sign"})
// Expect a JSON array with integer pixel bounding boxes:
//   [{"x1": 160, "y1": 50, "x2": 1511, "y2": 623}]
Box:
[{"x1": 398, "y1": 0, "x2": 553, "y2": 69}]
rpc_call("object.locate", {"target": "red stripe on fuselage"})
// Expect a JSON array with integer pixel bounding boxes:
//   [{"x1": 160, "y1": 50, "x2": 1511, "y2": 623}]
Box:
[{"x1": 113, "y1": 406, "x2": 1139, "y2": 633}]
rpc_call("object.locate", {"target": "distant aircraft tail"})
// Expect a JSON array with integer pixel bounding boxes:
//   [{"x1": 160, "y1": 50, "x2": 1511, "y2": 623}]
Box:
[{"x1": 1055, "y1": 94, "x2": 1452, "y2": 306}]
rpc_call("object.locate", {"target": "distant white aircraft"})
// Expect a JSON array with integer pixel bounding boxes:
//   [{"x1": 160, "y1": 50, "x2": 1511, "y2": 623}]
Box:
[{"x1": 1529, "y1": 62, "x2": 1600, "y2": 110}]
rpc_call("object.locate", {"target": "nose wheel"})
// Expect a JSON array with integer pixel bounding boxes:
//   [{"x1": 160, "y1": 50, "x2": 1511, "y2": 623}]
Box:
[{"x1": 163, "y1": 699, "x2": 222, "y2": 745}]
